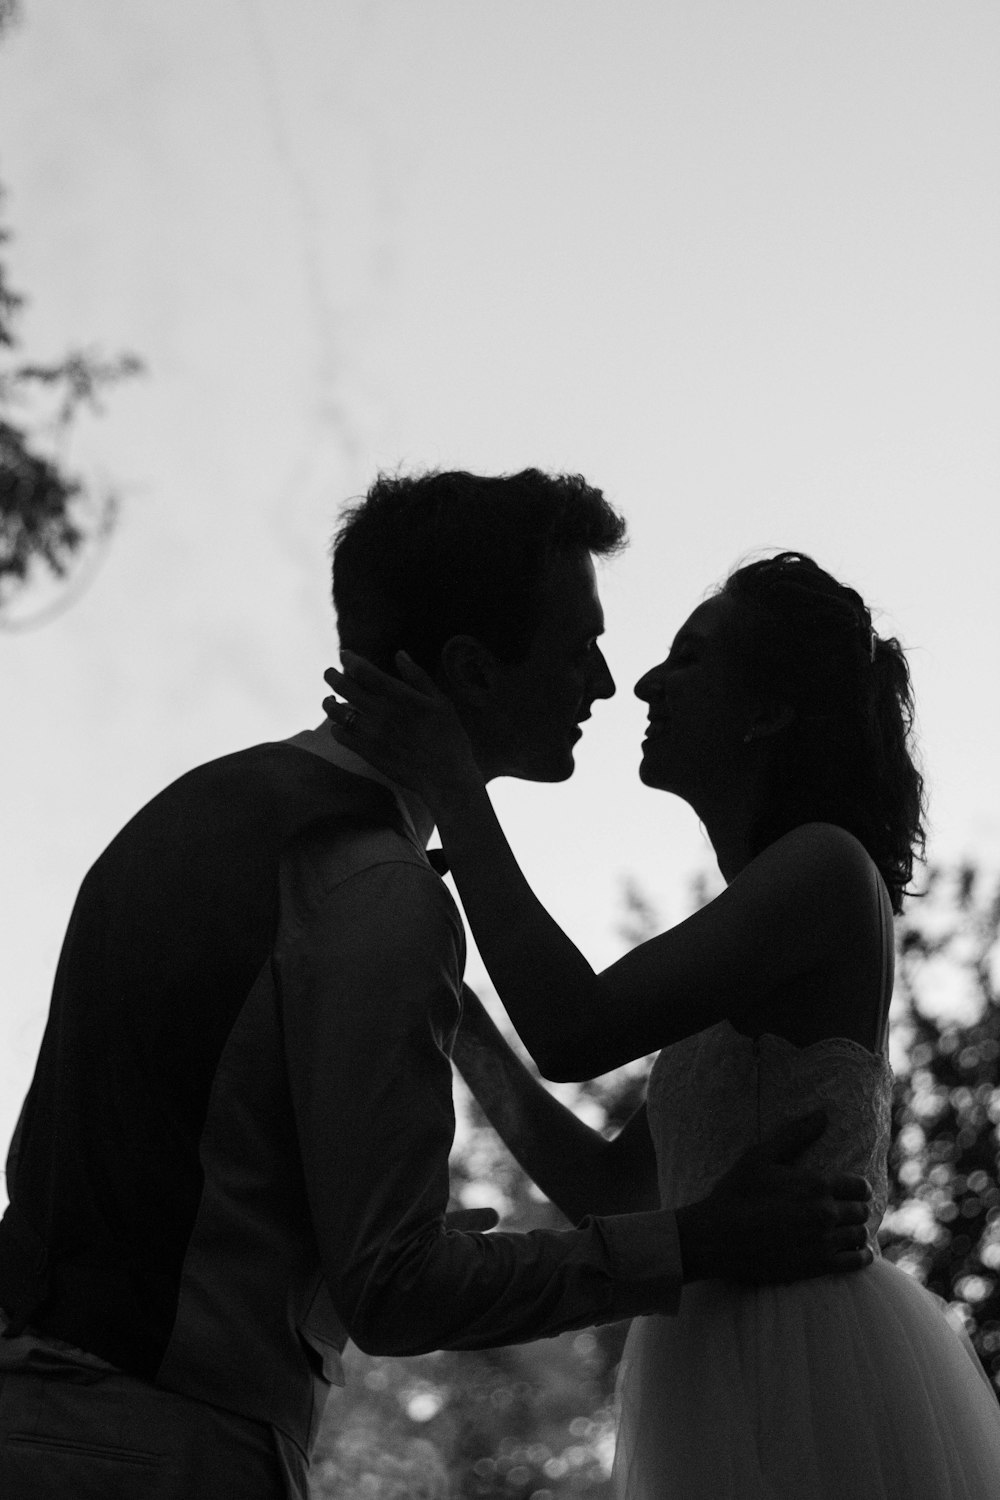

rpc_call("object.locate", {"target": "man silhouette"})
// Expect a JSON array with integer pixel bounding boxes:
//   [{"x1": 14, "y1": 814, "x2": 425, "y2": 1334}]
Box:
[{"x1": 0, "y1": 469, "x2": 871, "y2": 1498}]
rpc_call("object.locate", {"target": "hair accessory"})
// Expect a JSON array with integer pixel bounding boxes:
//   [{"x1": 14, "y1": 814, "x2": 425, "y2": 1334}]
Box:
[{"x1": 869, "y1": 627, "x2": 877, "y2": 664}]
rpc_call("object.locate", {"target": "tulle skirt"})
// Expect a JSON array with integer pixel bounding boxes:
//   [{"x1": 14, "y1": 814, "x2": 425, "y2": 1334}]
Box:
[{"x1": 613, "y1": 1257, "x2": 1000, "y2": 1499}]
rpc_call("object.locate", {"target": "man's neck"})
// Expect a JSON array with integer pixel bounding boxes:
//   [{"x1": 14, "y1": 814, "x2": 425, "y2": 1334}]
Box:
[{"x1": 284, "y1": 722, "x2": 436, "y2": 849}]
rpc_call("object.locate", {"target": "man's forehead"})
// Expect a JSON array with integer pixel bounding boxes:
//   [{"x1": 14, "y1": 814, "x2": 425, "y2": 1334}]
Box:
[{"x1": 536, "y1": 550, "x2": 604, "y2": 631}]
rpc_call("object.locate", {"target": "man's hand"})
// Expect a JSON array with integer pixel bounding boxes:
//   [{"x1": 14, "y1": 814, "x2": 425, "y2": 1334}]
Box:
[
  {"x1": 443, "y1": 1208, "x2": 500, "y2": 1233},
  {"x1": 675, "y1": 1111, "x2": 874, "y2": 1285}
]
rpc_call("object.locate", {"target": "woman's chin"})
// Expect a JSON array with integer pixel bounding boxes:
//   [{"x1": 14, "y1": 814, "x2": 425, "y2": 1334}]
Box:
[{"x1": 638, "y1": 752, "x2": 667, "y2": 789}]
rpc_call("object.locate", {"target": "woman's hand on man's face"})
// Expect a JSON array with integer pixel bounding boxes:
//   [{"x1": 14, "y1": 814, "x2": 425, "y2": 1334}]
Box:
[{"x1": 322, "y1": 650, "x2": 479, "y2": 802}]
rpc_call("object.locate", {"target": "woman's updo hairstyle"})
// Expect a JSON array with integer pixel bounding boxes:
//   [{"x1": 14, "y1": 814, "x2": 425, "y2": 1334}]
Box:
[{"x1": 719, "y1": 551, "x2": 926, "y2": 913}]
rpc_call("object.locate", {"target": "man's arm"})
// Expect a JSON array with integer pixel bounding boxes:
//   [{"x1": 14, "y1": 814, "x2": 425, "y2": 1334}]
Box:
[
  {"x1": 279, "y1": 849, "x2": 873, "y2": 1357},
  {"x1": 453, "y1": 984, "x2": 659, "y2": 1222},
  {"x1": 278, "y1": 851, "x2": 684, "y2": 1356},
  {"x1": 455, "y1": 988, "x2": 876, "y2": 1283}
]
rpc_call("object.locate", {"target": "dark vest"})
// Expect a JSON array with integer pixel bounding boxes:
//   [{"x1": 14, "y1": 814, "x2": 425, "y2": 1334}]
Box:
[{"x1": 0, "y1": 741, "x2": 403, "y2": 1373}]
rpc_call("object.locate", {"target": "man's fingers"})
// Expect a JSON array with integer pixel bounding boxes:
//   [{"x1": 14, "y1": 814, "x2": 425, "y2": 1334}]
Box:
[
  {"x1": 826, "y1": 1223, "x2": 870, "y2": 1252},
  {"x1": 758, "y1": 1110, "x2": 827, "y2": 1164},
  {"x1": 828, "y1": 1198, "x2": 871, "y2": 1227},
  {"x1": 825, "y1": 1247, "x2": 874, "y2": 1272},
  {"x1": 444, "y1": 1207, "x2": 499, "y2": 1233},
  {"x1": 823, "y1": 1170, "x2": 873, "y2": 1203}
]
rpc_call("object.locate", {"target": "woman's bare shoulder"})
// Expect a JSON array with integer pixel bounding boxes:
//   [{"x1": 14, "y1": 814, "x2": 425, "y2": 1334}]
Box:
[
  {"x1": 753, "y1": 822, "x2": 876, "y2": 886},
  {"x1": 730, "y1": 823, "x2": 879, "y2": 943},
  {"x1": 734, "y1": 825, "x2": 885, "y2": 1046}
]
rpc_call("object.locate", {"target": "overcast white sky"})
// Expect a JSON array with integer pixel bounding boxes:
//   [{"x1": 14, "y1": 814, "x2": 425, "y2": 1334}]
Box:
[{"x1": 1, "y1": 0, "x2": 998, "y2": 1155}]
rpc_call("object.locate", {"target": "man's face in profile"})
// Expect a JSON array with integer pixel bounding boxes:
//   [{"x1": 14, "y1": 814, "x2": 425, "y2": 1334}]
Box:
[{"x1": 486, "y1": 550, "x2": 615, "y2": 782}]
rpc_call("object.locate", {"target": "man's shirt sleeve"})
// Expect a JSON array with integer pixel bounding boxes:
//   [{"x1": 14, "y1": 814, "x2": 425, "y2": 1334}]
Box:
[{"x1": 276, "y1": 852, "x2": 681, "y2": 1356}]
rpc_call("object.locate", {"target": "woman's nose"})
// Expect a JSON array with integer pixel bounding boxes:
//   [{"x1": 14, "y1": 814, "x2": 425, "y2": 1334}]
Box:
[{"x1": 634, "y1": 663, "x2": 664, "y2": 701}]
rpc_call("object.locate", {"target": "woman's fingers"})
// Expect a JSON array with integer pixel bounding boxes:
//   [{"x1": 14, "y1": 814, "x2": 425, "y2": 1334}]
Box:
[
  {"x1": 323, "y1": 694, "x2": 357, "y2": 725},
  {"x1": 338, "y1": 649, "x2": 395, "y2": 687},
  {"x1": 394, "y1": 650, "x2": 440, "y2": 694},
  {"x1": 321, "y1": 649, "x2": 471, "y2": 793},
  {"x1": 324, "y1": 652, "x2": 439, "y2": 710},
  {"x1": 323, "y1": 697, "x2": 369, "y2": 750},
  {"x1": 341, "y1": 649, "x2": 431, "y2": 703},
  {"x1": 322, "y1": 654, "x2": 438, "y2": 754},
  {"x1": 322, "y1": 665, "x2": 370, "y2": 709}
]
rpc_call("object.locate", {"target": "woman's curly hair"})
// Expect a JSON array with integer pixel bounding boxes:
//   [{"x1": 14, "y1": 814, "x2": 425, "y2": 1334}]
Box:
[{"x1": 719, "y1": 552, "x2": 926, "y2": 913}]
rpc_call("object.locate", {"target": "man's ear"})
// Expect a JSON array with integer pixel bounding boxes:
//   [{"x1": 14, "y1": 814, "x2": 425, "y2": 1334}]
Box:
[
  {"x1": 746, "y1": 702, "x2": 796, "y2": 742},
  {"x1": 438, "y1": 635, "x2": 499, "y2": 706}
]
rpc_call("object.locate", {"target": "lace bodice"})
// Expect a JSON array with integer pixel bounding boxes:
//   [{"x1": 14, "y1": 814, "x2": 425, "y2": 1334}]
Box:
[{"x1": 647, "y1": 1020, "x2": 892, "y2": 1242}]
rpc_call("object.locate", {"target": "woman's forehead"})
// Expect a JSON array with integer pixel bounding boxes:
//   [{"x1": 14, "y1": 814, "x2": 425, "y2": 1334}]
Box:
[{"x1": 673, "y1": 594, "x2": 734, "y2": 645}]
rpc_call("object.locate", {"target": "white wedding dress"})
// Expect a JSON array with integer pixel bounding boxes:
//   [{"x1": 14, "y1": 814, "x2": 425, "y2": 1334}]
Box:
[{"x1": 613, "y1": 1018, "x2": 1000, "y2": 1497}]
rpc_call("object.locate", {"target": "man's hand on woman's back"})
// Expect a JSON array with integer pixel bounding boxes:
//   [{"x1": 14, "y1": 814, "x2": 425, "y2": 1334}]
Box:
[{"x1": 675, "y1": 1111, "x2": 873, "y2": 1285}]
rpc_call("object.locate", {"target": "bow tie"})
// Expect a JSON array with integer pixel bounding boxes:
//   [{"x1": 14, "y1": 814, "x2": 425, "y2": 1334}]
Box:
[{"x1": 426, "y1": 847, "x2": 449, "y2": 877}]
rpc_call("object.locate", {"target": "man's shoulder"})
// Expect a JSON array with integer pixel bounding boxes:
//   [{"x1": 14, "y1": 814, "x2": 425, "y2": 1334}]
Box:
[
  {"x1": 81, "y1": 741, "x2": 408, "y2": 910},
  {"x1": 282, "y1": 817, "x2": 445, "y2": 915},
  {"x1": 124, "y1": 740, "x2": 401, "y2": 843},
  {"x1": 171, "y1": 739, "x2": 389, "y2": 806}
]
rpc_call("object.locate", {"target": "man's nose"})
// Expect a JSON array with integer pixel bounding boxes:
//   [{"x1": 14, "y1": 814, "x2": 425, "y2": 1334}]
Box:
[{"x1": 590, "y1": 647, "x2": 616, "y2": 701}]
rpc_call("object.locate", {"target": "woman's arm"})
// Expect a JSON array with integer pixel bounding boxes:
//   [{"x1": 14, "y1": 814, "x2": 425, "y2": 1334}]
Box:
[
  {"x1": 439, "y1": 787, "x2": 867, "y2": 1078},
  {"x1": 454, "y1": 986, "x2": 659, "y2": 1222},
  {"x1": 324, "y1": 656, "x2": 871, "y2": 1080}
]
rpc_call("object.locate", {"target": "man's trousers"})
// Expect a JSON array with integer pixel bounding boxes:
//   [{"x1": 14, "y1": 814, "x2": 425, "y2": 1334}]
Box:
[{"x1": 0, "y1": 1365, "x2": 308, "y2": 1499}]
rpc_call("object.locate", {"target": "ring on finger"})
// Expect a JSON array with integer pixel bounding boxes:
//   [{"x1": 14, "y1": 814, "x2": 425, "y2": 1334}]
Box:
[{"x1": 342, "y1": 705, "x2": 360, "y2": 730}]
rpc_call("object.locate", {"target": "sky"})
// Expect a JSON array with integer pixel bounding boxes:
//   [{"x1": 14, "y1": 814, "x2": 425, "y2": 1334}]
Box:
[{"x1": 0, "y1": 0, "x2": 998, "y2": 1157}]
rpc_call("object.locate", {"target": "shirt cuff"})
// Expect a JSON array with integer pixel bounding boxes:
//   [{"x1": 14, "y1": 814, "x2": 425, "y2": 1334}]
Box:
[{"x1": 589, "y1": 1209, "x2": 683, "y2": 1319}]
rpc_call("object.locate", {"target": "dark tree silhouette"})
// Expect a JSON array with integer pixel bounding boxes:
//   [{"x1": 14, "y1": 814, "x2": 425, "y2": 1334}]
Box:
[{"x1": 0, "y1": 3, "x2": 141, "y2": 620}]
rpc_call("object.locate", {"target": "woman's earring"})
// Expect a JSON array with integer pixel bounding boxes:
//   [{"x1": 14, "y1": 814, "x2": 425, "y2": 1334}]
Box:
[{"x1": 742, "y1": 730, "x2": 755, "y2": 744}]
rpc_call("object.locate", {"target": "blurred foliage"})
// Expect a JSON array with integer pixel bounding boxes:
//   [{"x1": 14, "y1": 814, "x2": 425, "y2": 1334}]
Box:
[
  {"x1": 880, "y1": 862, "x2": 1000, "y2": 1387},
  {"x1": 310, "y1": 861, "x2": 1000, "y2": 1496},
  {"x1": 0, "y1": 94, "x2": 141, "y2": 618},
  {"x1": 312, "y1": 1063, "x2": 632, "y2": 1499}
]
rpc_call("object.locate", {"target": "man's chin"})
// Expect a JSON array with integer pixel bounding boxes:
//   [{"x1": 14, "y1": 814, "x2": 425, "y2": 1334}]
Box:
[
  {"x1": 520, "y1": 763, "x2": 575, "y2": 785},
  {"x1": 508, "y1": 748, "x2": 577, "y2": 784}
]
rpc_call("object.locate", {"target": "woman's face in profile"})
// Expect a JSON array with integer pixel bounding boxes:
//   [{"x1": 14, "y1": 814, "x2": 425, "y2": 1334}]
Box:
[{"x1": 634, "y1": 594, "x2": 758, "y2": 801}]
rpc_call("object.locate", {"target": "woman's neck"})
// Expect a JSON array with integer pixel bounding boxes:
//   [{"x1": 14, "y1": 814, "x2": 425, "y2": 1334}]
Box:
[
  {"x1": 691, "y1": 788, "x2": 760, "y2": 885},
  {"x1": 706, "y1": 827, "x2": 752, "y2": 884}
]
